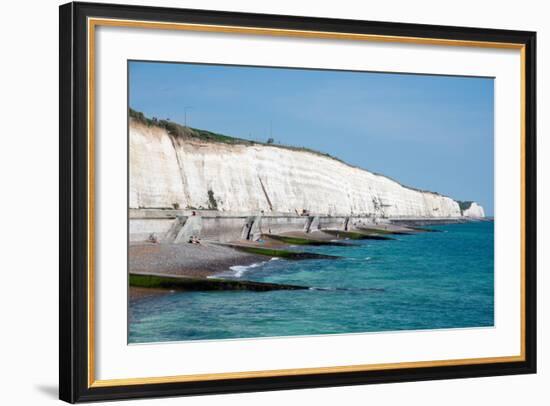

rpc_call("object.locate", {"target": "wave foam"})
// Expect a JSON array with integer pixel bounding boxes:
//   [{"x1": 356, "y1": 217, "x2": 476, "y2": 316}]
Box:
[
  {"x1": 208, "y1": 261, "x2": 267, "y2": 279},
  {"x1": 229, "y1": 262, "x2": 265, "y2": 277}
]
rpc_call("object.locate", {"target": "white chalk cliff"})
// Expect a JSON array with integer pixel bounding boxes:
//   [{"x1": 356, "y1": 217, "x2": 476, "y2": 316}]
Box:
[
  {"x1": 461, "y1": 202, "x2": 486, "y2": 218},
  {"x1": 130, "y1": 119, "x2": 484, "y2": 218}
]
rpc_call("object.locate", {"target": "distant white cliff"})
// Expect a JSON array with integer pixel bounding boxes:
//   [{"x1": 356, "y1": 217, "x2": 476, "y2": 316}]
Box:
[
  {"x1": 461, "y1": 202, "x2": 486, "y2": 218},
  {"x1": 129, "y1": 119, "x2": 484, "y2": 219}
]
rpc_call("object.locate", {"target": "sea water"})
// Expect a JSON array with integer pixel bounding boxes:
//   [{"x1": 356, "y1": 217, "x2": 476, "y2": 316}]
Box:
[{"x1": 129, "y1": 221, "x2": 494, "y2": 343}]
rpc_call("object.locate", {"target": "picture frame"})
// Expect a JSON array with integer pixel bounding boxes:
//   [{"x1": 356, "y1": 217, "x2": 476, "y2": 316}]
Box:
[{"x1": 59, "y1": 1, "x2": 537, "y2": 403}]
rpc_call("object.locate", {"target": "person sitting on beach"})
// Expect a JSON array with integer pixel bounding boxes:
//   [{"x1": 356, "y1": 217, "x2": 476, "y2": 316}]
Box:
[{"x1": 188, "y1": 235, "x2": 200, "y2": 244}]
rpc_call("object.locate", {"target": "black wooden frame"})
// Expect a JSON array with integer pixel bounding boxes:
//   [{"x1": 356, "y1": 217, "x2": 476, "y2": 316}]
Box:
[{"x1": 59, "y1": 1, "x2": 537, "y2": 403}]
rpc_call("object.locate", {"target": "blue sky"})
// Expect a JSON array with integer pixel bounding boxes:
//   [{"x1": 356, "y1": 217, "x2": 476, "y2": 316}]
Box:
[{"x1": 129, "y1": 61, "x2": 494, "y2": 215}]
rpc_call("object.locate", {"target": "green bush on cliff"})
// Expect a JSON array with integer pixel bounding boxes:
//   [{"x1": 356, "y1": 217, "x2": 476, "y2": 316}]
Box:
[
  {"x1": 129, "y1": 108, "x2": 156, "y2": 126},
  {"x1": 207, "y1": 189, "x2": 218, "y2": 210},
  {"x1": 457, "y1": 200, "x2": 474, "y2": 214},
  {"x1": 130, "y1": 108, "x2": 252, "y2": 145}
]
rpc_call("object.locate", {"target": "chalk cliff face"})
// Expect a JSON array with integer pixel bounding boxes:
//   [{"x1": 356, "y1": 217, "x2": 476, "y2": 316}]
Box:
[
  {"x1": 461, "y1": 202, "x2": 486, "y2": 218},
  {"x1": 130, "y1": 120, "x2": 483, "y2": 218}
]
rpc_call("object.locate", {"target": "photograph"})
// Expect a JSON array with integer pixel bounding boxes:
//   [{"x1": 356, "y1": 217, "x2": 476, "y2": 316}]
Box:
[
  {"x1": 54, "y1": 1, "x2": 537, "y2": 402},
  {"x1": 127, "y1": 61, "x2": 495, "y2": 344}
]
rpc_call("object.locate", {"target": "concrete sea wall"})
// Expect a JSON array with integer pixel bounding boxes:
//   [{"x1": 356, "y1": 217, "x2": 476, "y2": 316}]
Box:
[{"x1": 129, "y1": 209, "x2": 357, "y2": 243}]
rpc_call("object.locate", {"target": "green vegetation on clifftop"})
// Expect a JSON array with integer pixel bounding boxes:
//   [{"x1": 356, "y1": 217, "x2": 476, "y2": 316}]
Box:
[{"x1": 130, "y1": 108, "x2": 343, "y2": 161}]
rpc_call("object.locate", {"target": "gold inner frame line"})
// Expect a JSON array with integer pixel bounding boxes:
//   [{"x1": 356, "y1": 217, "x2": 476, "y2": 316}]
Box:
[{"x1": 87, "y1": 17, "x2": 527, "y2": 388}]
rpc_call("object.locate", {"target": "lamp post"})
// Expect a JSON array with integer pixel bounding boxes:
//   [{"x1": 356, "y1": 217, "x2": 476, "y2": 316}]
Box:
[{"x1": 184, "y1": 106, "x2": 193, "y2": 127}]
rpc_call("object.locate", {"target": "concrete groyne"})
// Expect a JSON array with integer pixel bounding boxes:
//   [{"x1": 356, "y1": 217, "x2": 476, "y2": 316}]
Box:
[{"x1": 130, "y1": 272, "x2": 309, "y2": 292}]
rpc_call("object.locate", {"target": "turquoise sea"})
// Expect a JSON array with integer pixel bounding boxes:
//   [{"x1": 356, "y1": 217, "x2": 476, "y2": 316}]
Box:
[{"x1": 129, "y1": 221, "x2": 494, "y2": 343}]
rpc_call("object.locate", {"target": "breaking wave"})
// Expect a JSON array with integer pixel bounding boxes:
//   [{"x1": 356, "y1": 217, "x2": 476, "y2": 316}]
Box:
[{"x1": 208, "y1": 257, "x2": 279, "y2": 279}]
